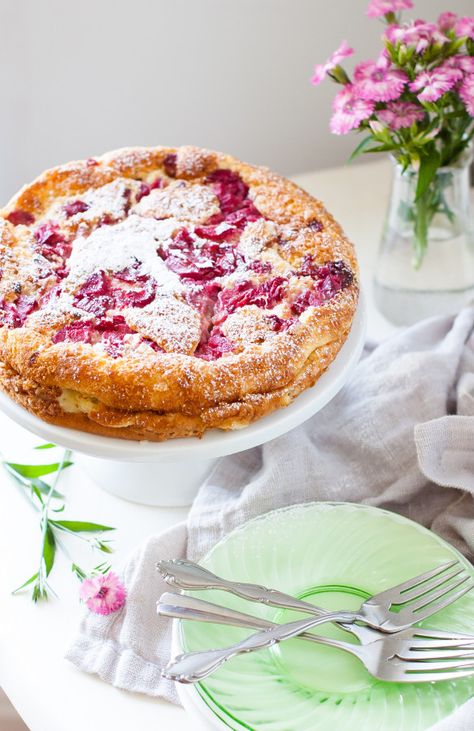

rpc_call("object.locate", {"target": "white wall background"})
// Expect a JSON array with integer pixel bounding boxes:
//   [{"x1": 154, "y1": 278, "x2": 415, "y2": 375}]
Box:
[{"x1": 0, "y1": 0, "x2": 472, "y2": 203}]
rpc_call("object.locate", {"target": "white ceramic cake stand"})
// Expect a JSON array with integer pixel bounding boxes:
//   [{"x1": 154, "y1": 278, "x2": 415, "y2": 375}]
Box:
[{"x1": 0, "y1": 299, "x2": 366, "y2": 507}]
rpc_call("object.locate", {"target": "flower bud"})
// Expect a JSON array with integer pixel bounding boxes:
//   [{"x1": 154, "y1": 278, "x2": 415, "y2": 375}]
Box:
[
  {"x1": 369, "y1": 120, "x2": 385, "y2": 135},
  {"x1": 328, "y1": 66, "x2": 351, "y2": 85}
]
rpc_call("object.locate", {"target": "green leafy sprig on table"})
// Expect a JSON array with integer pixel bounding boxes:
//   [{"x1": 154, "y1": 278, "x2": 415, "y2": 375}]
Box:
[{"x1": 3, "y1": 444, "x2": 116, "y2": 602}]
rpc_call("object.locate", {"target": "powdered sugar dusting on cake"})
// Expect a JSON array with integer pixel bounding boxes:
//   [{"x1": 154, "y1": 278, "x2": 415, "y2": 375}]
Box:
[
  {"x1": 30, "y1": 291, "x2": 94, "y2": 327},
  {"x1": 132, "y1": 181, "x2": 220, "y2": 223},
  {"x1": 123, "y1": 295, "x2": 201, "y2": 354},
  {"x1": 80, "y1": 179, "x2": 134, "y2": 222},
  {"x1": 65, "y1": 215, "x2": 184, "y2": 294},
  {"x1": 49, "y1": 179, "x2": 136, "y2": 227},
  {"x1": 237, "y1": 219, "x2": 279, "y2": 258},
  {"x1": 220, "y1": 305, "x2": 283, "y2": 346}
]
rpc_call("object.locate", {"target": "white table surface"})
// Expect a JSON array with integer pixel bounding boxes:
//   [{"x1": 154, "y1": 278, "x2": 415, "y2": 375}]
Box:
[{"x1": 0, "y1": 159, "x2": 396, "y2": 731}]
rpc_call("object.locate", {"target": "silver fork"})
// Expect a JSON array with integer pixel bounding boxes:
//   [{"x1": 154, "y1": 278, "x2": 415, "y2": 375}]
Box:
[
  {"x1": 158, "y1": 591, "x2": 474, "y2": 646},
  {"x1": 159, "y1": 592, "x2": 474, "y2": 684},
  {"x1": 157, "y1": 558, "x2": 474, "y2": 633}
]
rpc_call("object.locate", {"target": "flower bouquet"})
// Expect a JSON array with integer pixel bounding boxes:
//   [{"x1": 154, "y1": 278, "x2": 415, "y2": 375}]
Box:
[{"x1": 312, "y1": 0, "x2": 474, "y2": 323}]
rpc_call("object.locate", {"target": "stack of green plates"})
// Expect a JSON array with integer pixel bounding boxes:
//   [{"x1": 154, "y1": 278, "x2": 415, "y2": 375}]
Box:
[{"x1": 175, "y1": 502, "x2": 474, "y2": 730}]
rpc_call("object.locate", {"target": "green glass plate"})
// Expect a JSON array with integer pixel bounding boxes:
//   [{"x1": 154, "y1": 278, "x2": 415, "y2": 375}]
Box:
[{"x1": 178, "y1": 502, "x2": 474, "y2": 731}]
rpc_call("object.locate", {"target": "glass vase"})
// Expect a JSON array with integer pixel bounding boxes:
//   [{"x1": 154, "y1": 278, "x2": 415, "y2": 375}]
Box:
[{"x1": 374, "y1": 149, "x2": 474, "y2": 326}]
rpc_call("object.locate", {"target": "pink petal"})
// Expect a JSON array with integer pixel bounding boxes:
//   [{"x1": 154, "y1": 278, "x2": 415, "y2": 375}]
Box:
[
  {"x1": 330, "y1": 85, "x2": 374, "y2": 135},
  {"x1": 377, "y1": 101, "x2": 425, "y2": 130},
  {"x1": 442, "y1": 56, "x2": 474, "y2": 74},
  {"x1": 438, "y1": 12, "x2": 457, "y2": 32},
  {"x1": 354, "y1": 60, "x2": 407, "y2": 102},
  {"x1": 460, "y1": 76, "x2": 474, "y2": 115},
  {"x1": 409, "y1": 68, "x2": 463, "y2": 102},
  {"x1": 385, "y1": 19, "x2": 449, "y2": 51},
  {"x1": 330, "y1": 40, "x2": 354, "y2": 66},
  {"x1": 311, "y1": 64, "x2": 327, "y2": 86},
  {"x1": 455, "y1": 17, "x2": 474, "y2": 40},
  {"x1": 367, "y1": 0, "x2": 413, "y2": 19}
]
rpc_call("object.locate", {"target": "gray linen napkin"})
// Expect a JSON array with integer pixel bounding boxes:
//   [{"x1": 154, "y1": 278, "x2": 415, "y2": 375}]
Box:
[{"x1": 66, "y1": 306, "x2": 474, "y2": 728}]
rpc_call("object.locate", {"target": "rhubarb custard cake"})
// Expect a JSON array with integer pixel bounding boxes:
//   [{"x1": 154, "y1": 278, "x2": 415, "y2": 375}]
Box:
[{"x1": 0, "y1": 146, "x2": 358, "y2": 441}]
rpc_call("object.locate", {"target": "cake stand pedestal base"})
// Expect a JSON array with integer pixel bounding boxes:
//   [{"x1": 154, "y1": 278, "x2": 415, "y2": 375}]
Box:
[{"x1": 74, "y1": 453, "x2": 218, "y2": 507}]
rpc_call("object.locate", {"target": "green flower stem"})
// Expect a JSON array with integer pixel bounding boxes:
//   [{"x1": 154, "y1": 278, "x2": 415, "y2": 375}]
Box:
[
  {"x1": 28, "y1": 449, "x2": 71, "y2": 600},
  {"x1": 4, "y1": 448, "x2": 116, "y2": 602},
  {"x1": 411, "y1": 167, "x2": 458, "y2": 269},
  {"x1": 413, "y1": 190, "x2": 430, "y2": 269}
]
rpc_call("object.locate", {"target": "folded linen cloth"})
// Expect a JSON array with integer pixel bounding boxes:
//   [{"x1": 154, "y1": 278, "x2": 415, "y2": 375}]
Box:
[{"x1": 66, "y1": 306, "x2": 474, "y2": 728}]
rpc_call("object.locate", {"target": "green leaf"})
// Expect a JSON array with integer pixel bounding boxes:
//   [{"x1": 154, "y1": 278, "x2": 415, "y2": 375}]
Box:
[
  {"x1": 12, "y1": 572, "x2": 39, "y2": 594},
  {"x1": 6, "y1": 461, "x2": 72, "y2": 479},
  {"x1": 31, "y1": 478, "x2": 64, "y2": 500},
  {"x1": 449, "y1": 37, "x2": 468, "y2": 54},
  {"x1": 416, "y1": 151, "x2": 441, "y2": 201},
  {"x1": 71, "y1": 563, "x2": 87, "y2": 580},
  {"x1": 364, "y1": 144, "x2": 397, "y2": 153},
  {"x1": 93, "y1": 562, "x2": 112, "y2": 574},
  {"x1": 43, "y1": 524, "x2": 56, "y2": 576},
  {"x1": 30, "y1": 484, "x2": 45, "y2": 506},
  {"x1": 32, "y1": 584, "x2": 48, "y2": 603},
  {"x1": 34, "y1": 443, "x2": 56, "y2": 450},
  {"x1": 51, "y1": 520, "x2": 115, "y2": 533},
  {"x1": 97, "y1": 541, "x2": 113, "y2": 554},
  {"x1": 348, "y1": 136, "x2": 374, "y2": 162}
]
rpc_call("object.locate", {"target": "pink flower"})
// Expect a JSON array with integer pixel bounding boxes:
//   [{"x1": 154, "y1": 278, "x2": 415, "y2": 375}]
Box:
[
  {"x1": 459, "y1": 75, "x2": 474, "y2": 116},
  {"x1": 458, "y1": 57, "x2": 474, "y2": 74},
  {"x1": 409, "y1": 67, "x2": 463, "y2": 102},
  {"x1": 377, "y1": 101, "x2": 425, "y2": 129},
  {"x1": 455, "y1": 17, "x2": 474, "y2": 40},
  {"x1": 354, "y1": 58, "x2": 407, "y2": 101},
  {"x1": 385, "y1": 20, "x2": 448, "y2": 53},
  {"x1": 330, "y1": 85, "x2": 375, "y2": 135},
  {"x1": 311, "y1": 41, "x2": 354, "y2": 86},
  {"x1": 438, "y1": 12, "x2": 457, "y2": 32},
  {"x1": 366, "y1": 0, "x2": 413, "y2": 19},
  {"x1": 79, "y1": 571, "x2": 126, "y2": 615},
  {"x1": 443, "y1": 56, "x2": 474, "y2": 75}
]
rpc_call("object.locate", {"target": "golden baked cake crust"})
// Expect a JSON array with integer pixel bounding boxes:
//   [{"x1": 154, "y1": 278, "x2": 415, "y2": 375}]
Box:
[{"x1": 0, "y1": 146, "x2": 359, "y2": 441}]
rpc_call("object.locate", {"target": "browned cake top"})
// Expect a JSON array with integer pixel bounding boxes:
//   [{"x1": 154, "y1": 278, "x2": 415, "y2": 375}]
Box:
[{"x1": 0, "y1": 146, "x2": 358, "y2": 440}]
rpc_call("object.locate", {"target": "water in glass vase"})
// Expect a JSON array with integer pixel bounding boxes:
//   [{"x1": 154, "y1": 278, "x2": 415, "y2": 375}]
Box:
[{"x1": 374, "y1": 153, "x2": 474, "y2": 326}]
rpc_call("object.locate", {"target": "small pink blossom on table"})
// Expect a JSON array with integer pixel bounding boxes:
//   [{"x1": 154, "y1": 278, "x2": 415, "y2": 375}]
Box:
[
  {"x1": 366, "y1": 0, "x2": 413, "y2": 19},
  {"x1": 409, "y1": 67, "x2": 463, "y2": 102},
  {"x1": 311, "y1": 41, "x2": 354, "y2": 86},
  {"x1": 354, "y1": 58, "x2": 407, "y2": 102},
  {"x1": 377, "y1": 101, "x2": 425, "y2": 130},
  {"x1": 80, "y1": 571, "x2": 126, "y2": 615}
]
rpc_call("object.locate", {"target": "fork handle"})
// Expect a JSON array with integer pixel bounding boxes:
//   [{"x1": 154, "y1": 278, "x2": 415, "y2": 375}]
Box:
[
  {"x1": 157, "y1": 559, "x2": 327, "y2": 615},
  {"x1": 158, "y1": 592, "x2": 276, "y2": 631},
  {"x1": 158, "y1": 593, "x2": 361, "y2": 652},
  {"x1": 163, "y1": 610, "x2": 356, "y2": 684}
]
